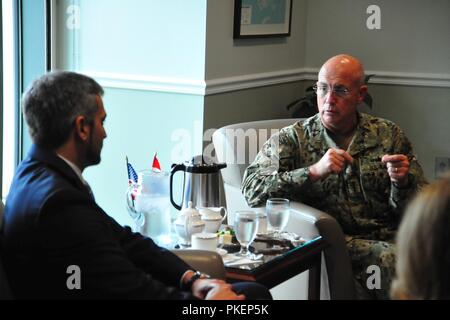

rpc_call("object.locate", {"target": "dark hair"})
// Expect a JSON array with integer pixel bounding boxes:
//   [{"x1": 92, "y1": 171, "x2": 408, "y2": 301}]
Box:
[
  {"x1": 22, "y1": 71, "x2": 104, "y2": 149},
  {"x1": 391, "y1": 174, "x2": 450, "y2": 299}
]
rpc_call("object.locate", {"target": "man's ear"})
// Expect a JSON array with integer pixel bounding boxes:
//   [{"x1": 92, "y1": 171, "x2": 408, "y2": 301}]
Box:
[
  {"x1": 74, "y1": 115, "x2": 91, "y2": 142},
  {"x1": 358, "y1": 85, "x2": 368, "y2": 103}
]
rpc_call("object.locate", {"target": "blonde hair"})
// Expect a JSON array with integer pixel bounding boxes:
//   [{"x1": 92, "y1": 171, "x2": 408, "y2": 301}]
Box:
[{"x1": 391, "y1": 174, "x2": 450, "y2": 299}]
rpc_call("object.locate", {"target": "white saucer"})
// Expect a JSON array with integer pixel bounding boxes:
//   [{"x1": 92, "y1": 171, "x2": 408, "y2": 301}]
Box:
[
  {"x1": 184, "y1": 247, "x2": 228, "y2": 256},
  {"x1": 216, "y1": 248, "x2": 228, "y2": 256}
]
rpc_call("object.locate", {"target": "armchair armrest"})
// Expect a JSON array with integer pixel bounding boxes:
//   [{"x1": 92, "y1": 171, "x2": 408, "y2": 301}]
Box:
[
  {"x1": 172, "y1": 249, "x2": 226, "y2": 280},
  {"x1": 288, "y1": 201, "x2": 355, "y2": 300}
]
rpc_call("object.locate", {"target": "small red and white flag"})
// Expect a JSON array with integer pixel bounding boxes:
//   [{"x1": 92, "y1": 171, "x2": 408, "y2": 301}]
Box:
[{"x1": 152, "y1": 152, "x2": 161, "y2": 172}]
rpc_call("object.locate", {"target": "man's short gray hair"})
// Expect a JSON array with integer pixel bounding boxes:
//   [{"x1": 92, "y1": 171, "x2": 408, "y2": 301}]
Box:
[{"x1": 22, "y1": 71, "x2": 104, "y2": 149}]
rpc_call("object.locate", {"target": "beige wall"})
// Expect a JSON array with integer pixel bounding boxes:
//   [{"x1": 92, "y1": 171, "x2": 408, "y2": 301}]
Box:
[
  {"x1": 204, "y1": 81, "x2": 306, "y2": 130},
  {"x1": 204, "y1": 0, "x2": 309, "y2": 132},
  {"x1": 368, "y1": 84, "x2": 450, "y2": 181},
  {"x1": 304, "y1": 0, "x2": 450, "y2": 73},
  {"x1": 205, "y1": 0, "x2": 308, "y2": 79}
]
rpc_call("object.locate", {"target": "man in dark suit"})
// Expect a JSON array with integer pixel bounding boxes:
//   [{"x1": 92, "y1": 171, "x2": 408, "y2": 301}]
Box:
[{"x1": 1, "y1": 71, "x2": 271, "y2": 300}]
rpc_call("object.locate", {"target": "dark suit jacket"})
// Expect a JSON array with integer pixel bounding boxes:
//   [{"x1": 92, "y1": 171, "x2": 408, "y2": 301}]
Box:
[{"x1": 2, "y1": 145, "x2": 194, "y2": 299}]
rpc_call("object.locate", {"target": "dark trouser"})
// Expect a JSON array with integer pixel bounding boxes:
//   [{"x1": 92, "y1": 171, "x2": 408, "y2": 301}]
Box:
[{"x1": 231, "y1": 282, "x2": 272, "y2": 300}]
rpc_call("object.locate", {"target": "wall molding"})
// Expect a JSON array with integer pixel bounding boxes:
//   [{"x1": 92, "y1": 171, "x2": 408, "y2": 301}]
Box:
[
  {"x1": 83, "y1": 69, "x2": 450, "y2": 96},
  {"x1": 363, "y1": 70, "x2": 450, "y2": 88},
  {"x1": 83, "y1": 71, "x2": 206, "y2": 96},
  {"x1": 205, "y1": 68, "x2": 450, "y2": 95},
  {"x1": 205, "y1": 69, "x2": 312, "y2": 95}
]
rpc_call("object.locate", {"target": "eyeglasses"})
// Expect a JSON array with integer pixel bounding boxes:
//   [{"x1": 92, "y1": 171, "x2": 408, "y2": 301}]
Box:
[{"x1": 313, "y1": 84, "x2": 351, "y2": 98}]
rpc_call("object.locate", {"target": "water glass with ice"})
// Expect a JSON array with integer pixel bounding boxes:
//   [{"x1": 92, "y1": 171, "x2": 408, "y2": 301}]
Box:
[
  {"x1": 266, "y1": 198, "x2": 290, "y2": 237},
  {"x1": 234, "y1": 211, "x2": 259, "y2": 258}
]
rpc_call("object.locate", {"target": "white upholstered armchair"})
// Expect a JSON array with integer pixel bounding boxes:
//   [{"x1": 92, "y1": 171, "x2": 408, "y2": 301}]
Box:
[{"x1": 212, "y1": 118, "x2": 356, "y2": 300}]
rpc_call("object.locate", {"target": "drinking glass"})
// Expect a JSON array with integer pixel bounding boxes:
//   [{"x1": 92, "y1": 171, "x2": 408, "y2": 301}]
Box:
[
  {"x1": 234, "y1": 211, "x2": 259, "y2": 258},
  {"x1": 266, "y1": 198, "x2": 290, "y2": 237}
]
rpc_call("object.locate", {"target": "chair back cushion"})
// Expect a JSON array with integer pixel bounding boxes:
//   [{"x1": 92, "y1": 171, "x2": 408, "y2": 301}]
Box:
[{"x1": 212, "y1": 118, "x2": 304, "y2": 189}]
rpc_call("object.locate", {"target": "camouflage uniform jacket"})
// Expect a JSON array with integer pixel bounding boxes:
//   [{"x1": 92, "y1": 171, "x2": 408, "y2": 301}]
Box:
[{"x1": 242, "y1": 113, "x2": 428, "y2": 241}]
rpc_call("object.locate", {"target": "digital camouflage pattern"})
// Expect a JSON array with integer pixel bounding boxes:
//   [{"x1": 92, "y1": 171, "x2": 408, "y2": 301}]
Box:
[
  {"x1": 347, "y1": 237, "x2": 397, "y2": 299},
  {"x1": 242, "y1": 112, "x2": 428, "y2": 299}
]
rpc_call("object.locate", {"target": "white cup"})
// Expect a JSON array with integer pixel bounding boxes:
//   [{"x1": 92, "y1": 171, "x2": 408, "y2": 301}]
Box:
[
  {"x1": 202, "y1": 218, "x2": 222, "y2": 234},
  {"x1": 199, "y1": 207, "x2": 228, "y2": 233},
  {"x1": 191, "y1": 232, "x2": 218, "y2": 252}
]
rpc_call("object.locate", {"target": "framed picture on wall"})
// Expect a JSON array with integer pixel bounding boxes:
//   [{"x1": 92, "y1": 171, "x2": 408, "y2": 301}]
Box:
[{"x1": 233, "y1": 0, "x2": 293, "y2": 39}]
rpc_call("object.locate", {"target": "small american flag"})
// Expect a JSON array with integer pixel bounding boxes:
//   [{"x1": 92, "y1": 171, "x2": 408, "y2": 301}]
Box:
[{"x1": 126, "y1": 156, "x2": 138, "y2": 185}]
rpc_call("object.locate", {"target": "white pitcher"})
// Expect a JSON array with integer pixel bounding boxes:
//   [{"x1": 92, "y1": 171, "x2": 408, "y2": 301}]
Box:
[
  {"x1": 126, "y1": 170, "x2": 172, "y2": 246},
  {"x1": 199, "y1": 207, "x2": 228, "y2": 233}
]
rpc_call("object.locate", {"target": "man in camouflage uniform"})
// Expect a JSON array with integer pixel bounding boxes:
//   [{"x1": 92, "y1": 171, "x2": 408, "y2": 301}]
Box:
[{"x1": 242, "y1": 54, "x2": 428, "y2": 299}]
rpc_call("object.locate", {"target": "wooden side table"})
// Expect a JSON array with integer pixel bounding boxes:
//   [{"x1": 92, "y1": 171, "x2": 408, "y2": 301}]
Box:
[{"x1": 225, "y1": 236, "x2": 328, "y2": 300}]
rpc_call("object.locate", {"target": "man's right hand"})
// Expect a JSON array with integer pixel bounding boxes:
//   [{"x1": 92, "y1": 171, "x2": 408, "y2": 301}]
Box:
[
  {"x1": 309, "y1": 148, "x2": 354, "y2": 182},
  {"x1": 193, "y1": 278, "x2": 245, "y2": 300}
]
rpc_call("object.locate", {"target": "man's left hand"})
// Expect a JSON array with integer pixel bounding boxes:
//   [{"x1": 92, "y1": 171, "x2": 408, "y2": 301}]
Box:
[{"x1": 381, "y1": 154, "x2": 410, "y2": 187}]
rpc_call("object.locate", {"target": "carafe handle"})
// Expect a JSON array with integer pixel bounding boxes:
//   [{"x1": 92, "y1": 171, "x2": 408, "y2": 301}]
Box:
[
  {"x1": 126, "y1": 183, "x2": 140, "y2": 220},
  {"x1": 220, "y1": 207, "x2": 228, "y2": 223},
  {"x1": 170, "y1": 163, "x2": 186, "y2": 210}
]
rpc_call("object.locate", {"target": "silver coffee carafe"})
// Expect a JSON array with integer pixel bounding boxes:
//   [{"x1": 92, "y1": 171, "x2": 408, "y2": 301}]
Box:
[{"x1": 170, "y1": 155, "x2": 226, "y2": 210}]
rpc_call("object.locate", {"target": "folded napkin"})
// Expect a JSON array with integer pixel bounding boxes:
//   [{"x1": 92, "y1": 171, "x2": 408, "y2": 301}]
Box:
[
  {"x1": 280, "y1": 232, "x2": 306, "y2": 247},
  {"x1": 256, "y1": 231, "x2": 306, "y2": 248}
]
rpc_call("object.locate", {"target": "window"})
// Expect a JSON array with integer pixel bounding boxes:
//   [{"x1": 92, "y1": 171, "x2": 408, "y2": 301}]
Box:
[
  {"x1": 1, "y1": 0, "x2": 47, "y2": 200},
  {"x1": 2, "y1": 0, "x2": 19, "y2": 200}
]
